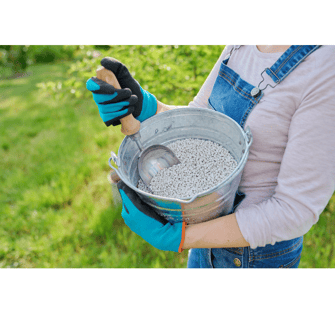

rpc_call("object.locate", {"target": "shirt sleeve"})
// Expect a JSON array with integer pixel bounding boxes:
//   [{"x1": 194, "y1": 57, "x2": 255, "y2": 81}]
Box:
[
  {"x1": 235, "y1": 53, "x2": 335, "y2": 249},
  {"x1": 188, "y1": 46, "x2": 231, "y2": 109}
]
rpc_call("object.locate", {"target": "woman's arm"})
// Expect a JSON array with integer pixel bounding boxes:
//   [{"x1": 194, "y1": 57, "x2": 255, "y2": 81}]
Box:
[
  {"x1": 182, "y1": 213, "x2": 250, "y2": 249},
  {"x1": 156, "y1": 101, "x2": 182, "y2": 114},
  {"x1": 117, "y1": 180, "x2": 249, "y2": 253}
]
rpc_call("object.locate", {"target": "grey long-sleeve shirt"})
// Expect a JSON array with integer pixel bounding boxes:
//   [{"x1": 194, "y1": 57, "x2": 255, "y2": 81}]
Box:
[{"x1": 189, "y1": 45, "x2": 335, "y2": 248}]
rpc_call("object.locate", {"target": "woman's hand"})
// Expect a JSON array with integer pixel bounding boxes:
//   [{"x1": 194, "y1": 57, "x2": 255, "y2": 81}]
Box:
[
  {"x1": 86, "y1": 58, "x2": 158, "y2": 127},
  {"x1": 117, "y1": 181, "x2": 186, "y2": 253}
]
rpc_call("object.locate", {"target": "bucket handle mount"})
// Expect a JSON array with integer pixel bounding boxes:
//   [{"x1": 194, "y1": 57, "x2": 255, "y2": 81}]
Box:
[
  {"x1": 245, "y1": 126, "x2": 253, "y2": 148},
  {"x1": 109, "y1": 151, "x2": 120, "y2": 168}
]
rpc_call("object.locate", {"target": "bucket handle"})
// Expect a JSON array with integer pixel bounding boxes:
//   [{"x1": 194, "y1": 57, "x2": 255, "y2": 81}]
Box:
[
  {"x1": 108, "y1": 151, "x2": 127, "y2": 186},
  {"x1": 245, "y1": 126, "x2": 253, "y2": 148},
  {"x1": 109, "y1": 151, "x2": 120, "y2": 168}
]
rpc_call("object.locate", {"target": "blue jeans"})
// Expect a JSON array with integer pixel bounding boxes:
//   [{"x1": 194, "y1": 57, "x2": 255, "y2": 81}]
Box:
[{"x1": 187, "y1": 236, "x2": 303, "y2": 268}]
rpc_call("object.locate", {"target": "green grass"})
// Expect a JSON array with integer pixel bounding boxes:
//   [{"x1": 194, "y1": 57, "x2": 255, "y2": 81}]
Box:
[
  {"x1": 0, "y1": 61, "x2": 334, "y2": 268},
  {"x1": 0, "y1": 62, "x2": 188, "y2": 268},
  {"x1": 299, "y1": 195, "x2": 335, "y2": 268}
]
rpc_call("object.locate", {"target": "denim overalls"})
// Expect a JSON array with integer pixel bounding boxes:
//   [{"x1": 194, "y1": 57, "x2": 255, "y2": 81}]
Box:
[{"x1": 187, "y1": 45, "x2": 321, "y2": 268}]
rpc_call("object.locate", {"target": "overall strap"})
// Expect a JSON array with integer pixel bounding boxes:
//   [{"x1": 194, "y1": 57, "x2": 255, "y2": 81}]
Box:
[
  {"x1": 223, "y1": 45, "x2": 242, "y2": 64},
  {"x1": 266, "y1": 45, "x2": 321, "y2": 84}
]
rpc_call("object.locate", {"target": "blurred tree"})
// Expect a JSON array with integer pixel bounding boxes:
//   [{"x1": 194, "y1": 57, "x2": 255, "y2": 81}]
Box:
[
  {"x1": 0, "y1": 45, "x2": 28, "y2": 75},
  {"x1": 94, "y1": 45, "x2": 111, "y2": 50},
  {"x1": 36, "y1": 45, "x2": 225, "y2": 104},
  {"x1": 29, "y1": 45, "x2": 77, "y2": 64},
  {"x1": 0, "y1": 45, "x2": 77, "y2": 78}
]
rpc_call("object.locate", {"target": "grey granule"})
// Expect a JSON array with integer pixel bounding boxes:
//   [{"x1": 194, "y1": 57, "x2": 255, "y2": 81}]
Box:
[{"x1": 137, "y1": 138, "x2": 237, "y2": 199}]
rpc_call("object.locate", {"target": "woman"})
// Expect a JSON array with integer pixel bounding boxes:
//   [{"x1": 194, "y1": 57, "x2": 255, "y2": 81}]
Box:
[{"x1": 86, "y1": 45, "x2": 335, "y2": 268}]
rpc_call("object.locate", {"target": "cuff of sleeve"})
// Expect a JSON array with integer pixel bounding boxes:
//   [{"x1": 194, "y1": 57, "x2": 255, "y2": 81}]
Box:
[
  {"x1": 136, "y1": 87, "x2": 157, "y2": 122},
  {"x1": 178, "y1": 221, "x2": 187, "y2": 253},
  {"x1": 235, "y1": 207, "x2": 270, "y2": 249}
]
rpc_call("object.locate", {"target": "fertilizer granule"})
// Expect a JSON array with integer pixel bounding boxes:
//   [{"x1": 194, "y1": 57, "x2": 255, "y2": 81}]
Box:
[{"x1": 137, "y1": 138, "x2": 238, "y2": 199}]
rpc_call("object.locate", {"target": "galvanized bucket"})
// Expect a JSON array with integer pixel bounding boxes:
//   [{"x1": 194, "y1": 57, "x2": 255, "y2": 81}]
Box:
[{"x1": 108, "y1": 107, "x2": 252, "y2": 224}]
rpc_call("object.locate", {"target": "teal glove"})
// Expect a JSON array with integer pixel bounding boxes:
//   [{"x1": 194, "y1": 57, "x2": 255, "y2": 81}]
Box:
[
  {"x1": 86, "y1": 76, "x2": 138, "y2": 126},
  {"x1": 117, "y1": 181, "x2": 186, "y2": 253},
  {"x1": 86, "y1": 57, "x2": 157, "y2": 127}
]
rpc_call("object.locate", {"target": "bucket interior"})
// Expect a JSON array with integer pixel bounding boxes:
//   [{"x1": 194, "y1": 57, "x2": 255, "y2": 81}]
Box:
[{"x1": 116, "y1": 108, "x2": 248, "y2": 193}]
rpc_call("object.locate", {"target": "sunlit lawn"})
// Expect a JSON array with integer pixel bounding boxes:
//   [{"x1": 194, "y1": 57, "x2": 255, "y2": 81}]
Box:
[
  {"x1": 0, "y1": 61, "x2": 334, "y2": 268},
  {"x1": 0, "y1": 62, "x2": 188, "y2": 268}
]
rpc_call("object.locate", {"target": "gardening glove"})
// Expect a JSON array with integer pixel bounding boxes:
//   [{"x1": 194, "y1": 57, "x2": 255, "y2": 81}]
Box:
[
  {"x1": 86, "y1": 57, "x2": 157, "y2": 127},
  {"x1": 117, "y1": 181, "x2": 186, "y2": 253},
  {"x1": 86, "y1": 76, "x2": 138, "y2": 127}
]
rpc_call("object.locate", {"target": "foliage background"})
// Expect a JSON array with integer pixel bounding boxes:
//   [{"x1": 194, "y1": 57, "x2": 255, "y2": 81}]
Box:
[{"x1": 0, "y1": 45, "x2": 334, "y2": 268}]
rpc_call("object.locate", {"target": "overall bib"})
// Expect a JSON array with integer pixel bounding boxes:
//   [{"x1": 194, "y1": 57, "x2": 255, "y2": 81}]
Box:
[{"x1": 187, "y1": 45, "x2": 321, "y2": 268}]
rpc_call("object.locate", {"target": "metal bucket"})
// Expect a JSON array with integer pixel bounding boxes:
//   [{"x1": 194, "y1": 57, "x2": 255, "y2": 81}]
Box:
[{"x1": 109, "y1": 107, "x2": 252, "y2": 224}]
